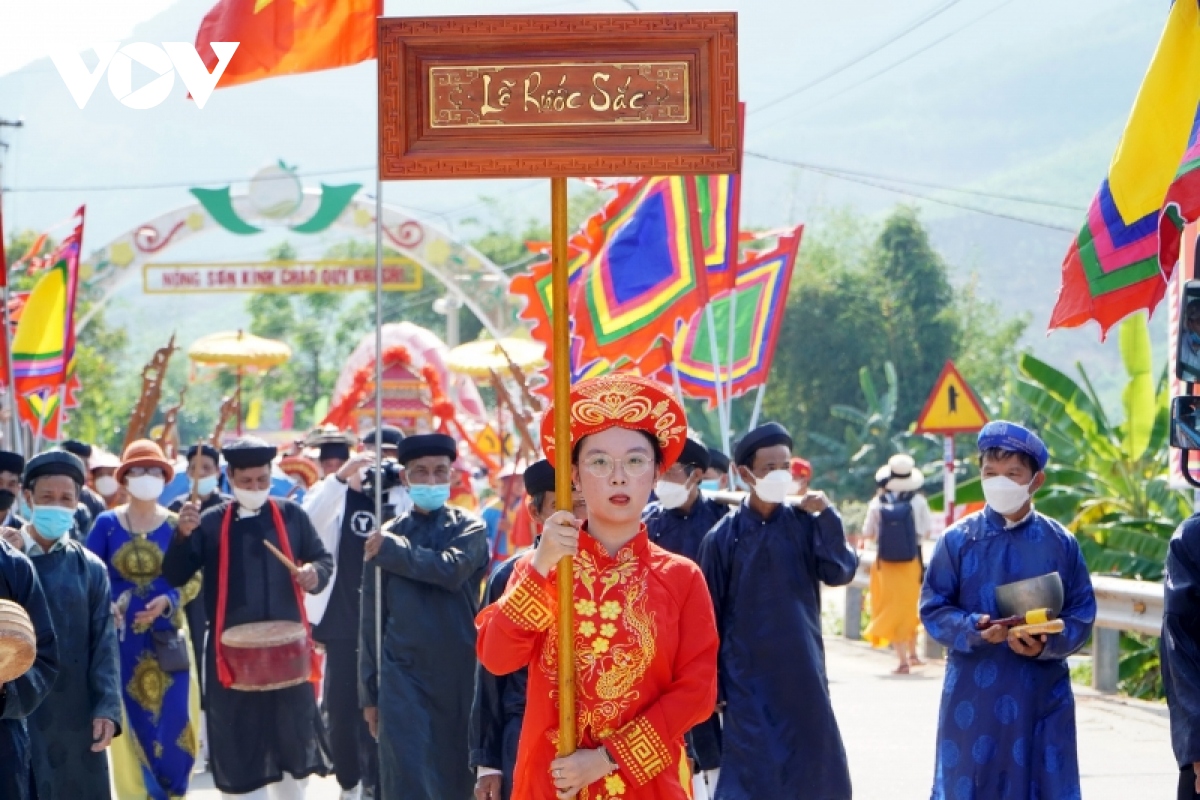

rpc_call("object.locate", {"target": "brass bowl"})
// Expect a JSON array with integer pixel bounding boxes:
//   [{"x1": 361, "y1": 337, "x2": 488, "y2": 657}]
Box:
[{"x1": 995, "y1": 572, "x2": 1064, "y2": 619}]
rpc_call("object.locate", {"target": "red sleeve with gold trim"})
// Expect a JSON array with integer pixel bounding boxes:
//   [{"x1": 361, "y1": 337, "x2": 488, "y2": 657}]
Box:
[
  {"x1": 476, "y1": 554, "x2": 557, "y2": 676},
  {"x1": 605, "y1": 564, "x2": 718, "y2": 786}
]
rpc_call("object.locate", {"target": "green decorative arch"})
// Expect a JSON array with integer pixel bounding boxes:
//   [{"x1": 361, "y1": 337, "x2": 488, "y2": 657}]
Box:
[{"x1": 78, "y1": 170, "x2": 515, "y2": 339}]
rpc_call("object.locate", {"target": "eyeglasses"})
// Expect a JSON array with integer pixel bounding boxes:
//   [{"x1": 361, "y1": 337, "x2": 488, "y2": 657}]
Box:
[
  {"x1": 126, "y1": 467, "x2": 164, "y2": 479},
  {"x1": 581, "y1": 454, "x2": 653, "y2": 479}
]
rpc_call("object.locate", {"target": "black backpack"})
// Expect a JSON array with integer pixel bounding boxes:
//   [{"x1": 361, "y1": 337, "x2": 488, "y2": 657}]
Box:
[{"x1": 878, "y1": 492, "x2": 919, "y2": 562}]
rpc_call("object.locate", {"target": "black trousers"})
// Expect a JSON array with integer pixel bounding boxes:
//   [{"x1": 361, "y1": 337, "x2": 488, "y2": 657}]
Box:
[
  {"x1": 184, "y1": 588, "x2": 207, "y2": 709},
  {"x1": 322, "y1": 637, "x2": 378, "y2": 792},
  {"x1": 1181, "y1": 764, "x2": 1199, "y2": 800}
]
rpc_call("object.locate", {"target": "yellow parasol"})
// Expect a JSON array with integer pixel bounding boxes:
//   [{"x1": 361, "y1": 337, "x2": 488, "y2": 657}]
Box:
[
  {"x1": 187, "y1": 330, "x2": 291, "y2": 435},
  {"x1": 446, "y1": 337, "x2": 546, "y2": 379},
  {"x1": 187, "y1": 330, "x2": 292, "y2": 369}
]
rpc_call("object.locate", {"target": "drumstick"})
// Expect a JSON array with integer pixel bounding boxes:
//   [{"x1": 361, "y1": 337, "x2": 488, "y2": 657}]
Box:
[
  {"x1": 189, "y1": 439, "x2": 203, "y2": 503},
  {"x1": 262, "y1": 539, "x2": 300, "y2": 575}
]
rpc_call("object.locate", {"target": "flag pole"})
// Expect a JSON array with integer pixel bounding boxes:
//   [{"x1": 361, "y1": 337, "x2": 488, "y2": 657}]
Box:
[
  {"x1": 31, "y1": 402, "x2": 44, "y2": 454},
  {"x1": 0, "y1": 169, "x2": 17, "y2": 452},
  {"x1": 53, "y1": 383, "x2": 66, "y2": 442},
  {"x1": 747, "y1": 381, "x2": 766, "y2": 431},
  {"x1": 704, "y1": 306, "x2": 730, "y2": 454},
  {"x1": 550, "y1": 176, "x2": 577, "y2": 759},
  {"x1": 373, "y1": 173, "x2": 384, "y2": 726},
  {"x1": 724, "y1": 288, "x2": 739, "y2": 434},
  {"x1": 670, "y1": 355, "x2": 684, "y2": 403}
]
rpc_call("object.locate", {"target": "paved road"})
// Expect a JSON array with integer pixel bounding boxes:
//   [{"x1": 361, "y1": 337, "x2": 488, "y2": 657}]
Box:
[
  {"x1": 187, "y1": 634, "x2": 1176, "y2": 798},
  {"x1": 826, "y1": 637, "x2": 1176, "y2": 800}
]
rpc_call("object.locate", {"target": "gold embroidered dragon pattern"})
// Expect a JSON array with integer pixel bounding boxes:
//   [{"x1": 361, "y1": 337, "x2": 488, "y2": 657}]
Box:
[{"x1": 540, "y1": 544, "x2": 657, "y2": 750}]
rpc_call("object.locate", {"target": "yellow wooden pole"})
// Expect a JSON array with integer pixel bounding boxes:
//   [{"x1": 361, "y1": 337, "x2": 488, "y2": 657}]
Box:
[{"x1": 550, "y1": 176, "x2": 576, "y2": 758}]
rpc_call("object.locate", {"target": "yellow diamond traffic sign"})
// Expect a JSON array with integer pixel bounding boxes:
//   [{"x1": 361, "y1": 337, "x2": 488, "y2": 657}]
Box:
[{"x1": 914, "y1": 361, "x2": 989, "y2": 435}]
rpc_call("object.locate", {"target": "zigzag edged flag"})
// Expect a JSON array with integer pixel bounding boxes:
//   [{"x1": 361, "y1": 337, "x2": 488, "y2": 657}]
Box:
[
  {"x1": 696, "y1": 172, "x2": 741, "y2": 298},
  {"x1": 573, "y1": 175, "x2": 709, "y2": 365},
  {"x1": 1161, "y1": 102, "x2": 1200, "y2": 272},
  {"x1": 1050, "y1": 0, "x2": 1200, "y2": 337},
  {"x1": 697, "y1": 103, "x2": 744, "y2": 298},
  {"x1": 662, "y1": 228, "x2": 801, "y2": 407},
  {"x1": 12, "y1": 206, "x2": 85, "y2": 439}
]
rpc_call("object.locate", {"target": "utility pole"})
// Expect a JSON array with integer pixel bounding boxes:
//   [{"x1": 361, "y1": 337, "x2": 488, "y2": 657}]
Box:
[{"x1": 0, "y1": 117, "x2": 25, "y2": 451}]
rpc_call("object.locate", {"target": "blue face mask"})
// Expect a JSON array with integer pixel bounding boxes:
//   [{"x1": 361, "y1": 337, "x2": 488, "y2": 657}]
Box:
[
  {"x1": 31, "y1": 505, "x2": 75, "y2": 540},
  {"x1": 700, "y1": 479, "x2": 720, "y2": 492},
  {"x1": 197, "y1": 475, "x2": 220, "y2": 497},
  {"x1": 408, "y1": 483, "x2": 451, "y2": 512}
]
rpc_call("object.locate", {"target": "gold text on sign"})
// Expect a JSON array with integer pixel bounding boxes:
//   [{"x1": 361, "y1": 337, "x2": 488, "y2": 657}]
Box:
[{"x1": 429, "y1": 61, "x2": 690, "y2": 128}]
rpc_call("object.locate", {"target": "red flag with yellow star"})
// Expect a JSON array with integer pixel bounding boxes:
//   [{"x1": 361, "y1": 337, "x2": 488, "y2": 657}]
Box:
[{"x1": 195, "y1": 0, "x2": 380, "y2": 90}]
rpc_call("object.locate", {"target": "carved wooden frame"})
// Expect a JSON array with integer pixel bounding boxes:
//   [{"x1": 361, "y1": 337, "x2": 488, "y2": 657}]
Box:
[{"x1": 378, "y1": 13, "x2": 739, "y2": 179}]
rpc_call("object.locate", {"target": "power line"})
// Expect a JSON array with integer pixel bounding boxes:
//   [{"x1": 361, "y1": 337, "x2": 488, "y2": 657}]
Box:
[
  {"x1": 759, "y1": 0, "x2": 1018, "y2": 132},
  {"x1": 5, "y1": 164, "x2": 376, "y2": 193},
  {"x1": 752, "y1": 0, "x2": 966, "y2": 116},
  {"x1": 746, "y1": 150, "x2": 1085, "y2": 212},
  {"x1": 748, "y1": 151, "x2": 1076, "y2": 232}
]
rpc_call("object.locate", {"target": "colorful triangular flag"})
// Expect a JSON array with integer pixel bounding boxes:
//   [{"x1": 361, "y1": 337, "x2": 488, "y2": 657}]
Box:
[
  {"x1": 1050, "y1": 0, "x2": 1200, "y2": 336},
  {"x1": 663, "y1": 228, "x2": 801, "y2": 406}
]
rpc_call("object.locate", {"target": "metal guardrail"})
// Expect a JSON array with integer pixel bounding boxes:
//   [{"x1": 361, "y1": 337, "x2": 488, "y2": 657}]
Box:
[{"x1": 840, "y1": 549, "x2": 1165, "y2": 693}]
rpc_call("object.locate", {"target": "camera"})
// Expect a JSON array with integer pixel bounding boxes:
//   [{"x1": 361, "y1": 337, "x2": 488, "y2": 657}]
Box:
[{"x1": 362, "y1": 459, "x2": 403, "y2": 494}]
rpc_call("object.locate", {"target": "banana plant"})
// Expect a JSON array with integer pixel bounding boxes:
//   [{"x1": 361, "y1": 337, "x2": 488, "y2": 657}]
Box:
[
  {"x1": 1006, "y1": 312, "x2": 1187, "y2": 581},
  {"x1": 812, "y1": 362, "x2": 939, "y2": 497}
]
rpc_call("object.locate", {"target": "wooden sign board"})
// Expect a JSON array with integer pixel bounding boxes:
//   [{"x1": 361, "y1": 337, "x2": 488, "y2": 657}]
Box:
[{"x1": 378, "y1": 13, "x2": 739, "y2": 179}]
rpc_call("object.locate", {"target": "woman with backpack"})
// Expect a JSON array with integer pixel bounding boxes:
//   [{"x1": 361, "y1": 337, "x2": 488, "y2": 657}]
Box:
[{"x1": 862, "y1": 453, "x2": 931, "y2": 674}]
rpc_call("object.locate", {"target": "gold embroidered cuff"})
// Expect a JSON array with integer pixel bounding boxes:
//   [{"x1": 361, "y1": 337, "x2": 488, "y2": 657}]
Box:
[
  {"x1": 607, "y1": 715, "x2": 672, "y2": 786},
  {"x1": 499, "y1": 572, "x2": 554, "y2": 632}
]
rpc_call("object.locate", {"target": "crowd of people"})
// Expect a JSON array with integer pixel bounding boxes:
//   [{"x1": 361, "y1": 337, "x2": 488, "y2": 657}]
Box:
[{"x1": 2, "y1": 373, "x2": 1200, "y2": 799}]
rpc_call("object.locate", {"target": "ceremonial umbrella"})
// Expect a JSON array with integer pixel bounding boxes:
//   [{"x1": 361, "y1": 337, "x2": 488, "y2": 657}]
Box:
[
  {"x1": 445, "y1": 337, "x2": 546, "y2": 379},
  {"x1": 187, "y1": 330, "x2": 291, "y2": 435}
]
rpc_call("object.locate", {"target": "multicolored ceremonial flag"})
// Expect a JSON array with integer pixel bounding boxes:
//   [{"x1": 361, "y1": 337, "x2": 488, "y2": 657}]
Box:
[
  {"x1": 511, "y1": 172, "x2": 739, "y2": 396},
  {"x1": 509, "y1": 244, "x2": 591, "y2": 359},
  {"x1": 195, "y1": 0, "x2": 381, "y2": 90},
  {"x1": 572, "y1": 175, "x2": 709, "y2": 365},
  {"x1": 696, "y1": 173, "x2": 741, "y2": 298},
  {"x1": 662, "y1": 228, "x2": 801, "y2": 406},
  {"x1": 1050, "y1": 0, "x2": 1200, "y2": 337},
  {"x1": 1161, "y1": 104, "x2": 1200, "y2": 273},
  {"x1": 11, "y1": 207, "x2": 85, "y2": 439},
  {"x1": 697, "y1": 104, "x2": 744, "y2": 297}
]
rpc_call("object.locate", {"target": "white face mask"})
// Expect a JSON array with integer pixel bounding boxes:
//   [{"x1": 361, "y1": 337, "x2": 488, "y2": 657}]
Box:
[
  {"x1": 234, "y1": 487, "x2": 271, "y2": 511},
  {"x1": 94, "y1": 475, "x2": 120, "y2": 498},
  {"x1": 753, "y1": 470, "x2": 801, "y2": 504},
  {"x1": 126, "y1": 475, "x2": 165, "y2": 502},
  {"x1": 654, "y1": 480, "x2": 690, "y2": 510},
  {"x1": 981, "y1": 476, "x2": 1033, "y2": 516},
  {"x1": 196, "y1": 475, "x2": 220, "y2": 497}
]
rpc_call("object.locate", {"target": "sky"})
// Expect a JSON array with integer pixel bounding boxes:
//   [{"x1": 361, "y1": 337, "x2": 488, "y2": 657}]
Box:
[{"x1": 0, "y1": 0, "x2": 1171, "y2": 399}]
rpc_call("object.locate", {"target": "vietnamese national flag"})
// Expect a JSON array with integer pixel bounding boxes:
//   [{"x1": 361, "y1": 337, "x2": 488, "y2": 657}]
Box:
[{"x1": 196, "y1": 0, "x2": 381, "y2": 90}]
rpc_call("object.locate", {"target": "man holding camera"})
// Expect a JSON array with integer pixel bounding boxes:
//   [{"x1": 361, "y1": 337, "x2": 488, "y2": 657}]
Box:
[
  {"x1": 303, "y1": 446, "x2": 390, "y2": 800},
  {"x1": 360, "y1": 432, "x2": 489, "y2": 800}
]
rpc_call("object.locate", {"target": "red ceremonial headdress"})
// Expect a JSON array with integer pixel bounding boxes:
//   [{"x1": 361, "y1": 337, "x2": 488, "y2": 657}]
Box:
[{"x1": 540, "y1": 373, "x2": 688, "y2": 469}]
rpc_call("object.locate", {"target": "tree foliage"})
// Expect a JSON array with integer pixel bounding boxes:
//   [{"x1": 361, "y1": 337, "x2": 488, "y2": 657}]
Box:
[{"x1": 761, "y1": 204, "x2": 1027, "y2": 500}]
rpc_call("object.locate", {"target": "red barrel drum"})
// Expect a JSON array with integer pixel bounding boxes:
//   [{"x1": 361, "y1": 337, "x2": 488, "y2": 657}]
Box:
[{"x1": 220, "y1": 621, "x2": 311, "y2": 691}]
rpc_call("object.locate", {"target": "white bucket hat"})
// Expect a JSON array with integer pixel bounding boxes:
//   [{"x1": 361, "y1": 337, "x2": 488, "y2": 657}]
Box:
[{"x1": 884, "y1": 453, "x2": 924, "y2": 493}]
